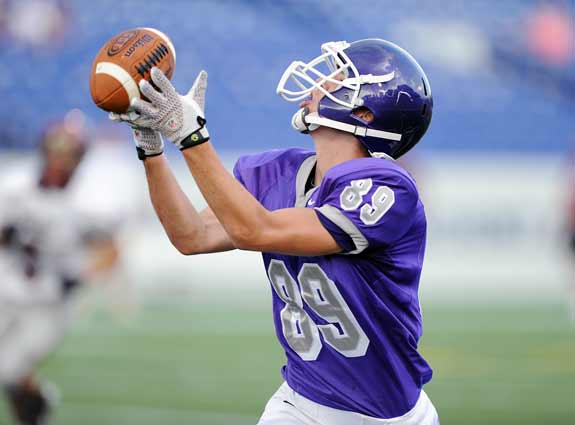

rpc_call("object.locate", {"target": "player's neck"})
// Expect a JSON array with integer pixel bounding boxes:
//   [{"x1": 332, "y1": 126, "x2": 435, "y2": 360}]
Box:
[{"x1": 311, "y1": 127, "x2": 369, "y2": 186}]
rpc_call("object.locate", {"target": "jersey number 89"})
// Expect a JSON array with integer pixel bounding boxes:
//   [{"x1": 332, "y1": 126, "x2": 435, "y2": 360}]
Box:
[
  {"x1": 268, "y1": 259, "x2": 369, "y2": 361},
  {"x1": 340, "y1": 178, "x2": 395, "y2": 225}
]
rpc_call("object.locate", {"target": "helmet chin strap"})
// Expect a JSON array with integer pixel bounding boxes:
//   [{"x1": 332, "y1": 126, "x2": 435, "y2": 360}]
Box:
[
  {"x1": 291, "y1": 108, "x2": 402, "y2": 142},
  {"x1": 291, "y1": 107, "x2": 320, "y2": 133}
]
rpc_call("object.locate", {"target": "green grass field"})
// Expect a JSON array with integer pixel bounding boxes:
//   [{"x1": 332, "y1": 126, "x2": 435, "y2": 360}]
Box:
[{"x1": 1, "y1": 300, "x2": 574, "y2": 425}]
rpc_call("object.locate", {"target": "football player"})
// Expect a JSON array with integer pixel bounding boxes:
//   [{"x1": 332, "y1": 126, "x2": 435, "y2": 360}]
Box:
[
  {"x1": 111, "y1": 39, "x2": 438, "y2": 424},
  {"x1": 568, "y1": 153, "x2": 575, "y2": 321},
  {"x1": 0, "y1": 120, "x2": 119, "y2": 425}
]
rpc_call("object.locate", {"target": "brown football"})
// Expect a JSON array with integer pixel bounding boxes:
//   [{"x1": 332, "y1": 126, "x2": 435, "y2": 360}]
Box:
[{"x1": 89, "y1": 28, "x2": 176, "y2": 113}]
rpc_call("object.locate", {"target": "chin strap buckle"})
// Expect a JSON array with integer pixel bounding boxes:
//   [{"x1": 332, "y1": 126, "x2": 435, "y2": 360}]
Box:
[
  {"x1": 353, "y1": 127, "x2": 367, "y2": 137},
  {"x1": 291, "y1": 107, "x2": 320, "y2": 134}
]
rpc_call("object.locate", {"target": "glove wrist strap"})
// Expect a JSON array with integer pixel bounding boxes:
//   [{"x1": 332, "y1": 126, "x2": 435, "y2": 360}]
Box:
[
  {"x1": 179, "y1": 117, "x2": 210, "y2": 151},
  {"x1": 136, "y1": 147, "x2": 163, "y2": 161}
]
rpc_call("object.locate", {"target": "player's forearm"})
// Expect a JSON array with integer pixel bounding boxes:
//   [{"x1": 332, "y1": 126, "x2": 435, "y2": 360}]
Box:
[
  {"x1": 143, "y1": 155, "x2": 208, "y2": 254},
  {"x1": 181, "y1": 143, "x2": 270, "y2": 249}
]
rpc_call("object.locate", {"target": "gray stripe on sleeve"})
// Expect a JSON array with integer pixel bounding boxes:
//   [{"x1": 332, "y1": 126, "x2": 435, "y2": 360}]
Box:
[
  {"x1": 315, "y1": 205, "x2": 369, "y2": 255},
  {"x1": 294, "y1": 155, "x2": 317, "y2": 208}
]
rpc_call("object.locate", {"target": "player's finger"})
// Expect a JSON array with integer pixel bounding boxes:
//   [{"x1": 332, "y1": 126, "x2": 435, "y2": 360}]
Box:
[
  {"x1": 187, "y1": 70, "x2": 208, "y2": 111},
  {"x1": 131, "y1": 98, "x2": 158, "y2": 118},
  {"x1": 139, "y1": 79, "x2": 165, "y2": 105},
  {"x1": 116, "y1": 111, "x2": 143, "y2": 127},
  {"x1": 150, "y1": 67, "x2": 175, "y2": 96},
  {"x1": 125, "y1": 111, "x2": 141, "y2": 121},
  {"x1": 110, "y1": 111, "x2": 141, "y2": 124}
]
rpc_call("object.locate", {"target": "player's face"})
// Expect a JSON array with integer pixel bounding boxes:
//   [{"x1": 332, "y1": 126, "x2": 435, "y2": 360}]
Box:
[
  {"x1": 299, "y1": 72, "x2": 374, "y2": 124},
  {"x1": 299, "y1": 73, "x2": 345, "y2": 113},
  {"x1": 41, "y1": 145, "x2": 82, "y2": 189}
]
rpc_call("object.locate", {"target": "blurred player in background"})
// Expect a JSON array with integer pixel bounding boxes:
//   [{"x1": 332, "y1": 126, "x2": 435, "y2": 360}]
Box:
[
  {"x1": 0, "y1": 119, "x2": 119, "y2": 425},
  {"x1": 111, "y1": 39, "x2": 438, "y2": 424},
  {"x1": 568, "y1": 151, "x2": 575, "y2": 321}
]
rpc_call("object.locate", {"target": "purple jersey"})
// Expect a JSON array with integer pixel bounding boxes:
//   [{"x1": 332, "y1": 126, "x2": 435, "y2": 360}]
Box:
[{"x1": 233, "y1": 148, "x2": 432, "y2": 419}]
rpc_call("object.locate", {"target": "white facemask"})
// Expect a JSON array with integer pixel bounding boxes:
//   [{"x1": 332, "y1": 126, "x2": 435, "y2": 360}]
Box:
[{"x1": 276, "y1": 41, "x2": 395, "y2": 109}]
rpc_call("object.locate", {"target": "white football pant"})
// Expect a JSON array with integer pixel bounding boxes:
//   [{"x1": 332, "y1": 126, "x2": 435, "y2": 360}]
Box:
[
  {"x1": 0, "y1": 302, "x2": 69, "y2": 385},
  {"x1": 258, "y1": 382, "x2": 439, "y2": 425}
]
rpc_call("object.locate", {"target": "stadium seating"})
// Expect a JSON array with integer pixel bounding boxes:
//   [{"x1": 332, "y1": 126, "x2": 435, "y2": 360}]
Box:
[{"x1": 0, "y1": 0, "x2": 573, "y2": 152}]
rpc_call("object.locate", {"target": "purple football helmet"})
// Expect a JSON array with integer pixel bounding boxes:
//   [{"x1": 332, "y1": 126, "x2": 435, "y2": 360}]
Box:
[{"x1": 277, "y1": 39, "x2": 433, "y2": 159}]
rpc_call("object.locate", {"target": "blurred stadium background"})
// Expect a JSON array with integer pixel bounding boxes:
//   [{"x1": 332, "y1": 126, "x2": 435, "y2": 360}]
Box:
[{"x1": 0, "y1": 0, "x2": 574, "y2": 424}]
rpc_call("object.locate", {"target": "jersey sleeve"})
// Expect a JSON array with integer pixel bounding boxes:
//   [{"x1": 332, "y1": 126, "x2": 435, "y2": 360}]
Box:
[
  {"x1": 314, "y1": 169, "x2": 419, "y2": 254},
  {"x1": 232, "y1": 148, "x2": 312, "y2": 202},
  {"x1": 232, "y1": 157, "x2": 248, "y2": 188},
  {"x1": 233, "y1": 155, "x2": 261, "y2": 201},
  {"x1": 232, "y1": 152, "x2": 273, "y2": 199}
]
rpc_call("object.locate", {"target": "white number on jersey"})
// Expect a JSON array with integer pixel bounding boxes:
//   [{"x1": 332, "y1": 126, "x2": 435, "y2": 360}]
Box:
[
  {"x1": 340, "y1": 178, "x2": 395, "y2": 225},
  {"x1": 268, "y1": 260, "x2": 369, "y2": 361}
]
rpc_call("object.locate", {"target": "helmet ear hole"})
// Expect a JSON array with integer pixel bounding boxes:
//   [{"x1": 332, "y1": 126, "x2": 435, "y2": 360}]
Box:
[{"x1": 352, "y1": 107, "x2": 374, "y2": 124}]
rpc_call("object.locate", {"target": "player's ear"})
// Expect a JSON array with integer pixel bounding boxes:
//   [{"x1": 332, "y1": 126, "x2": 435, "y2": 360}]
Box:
[{"x1": 352, "y1": 107, "x2": 374, "y2": 123}]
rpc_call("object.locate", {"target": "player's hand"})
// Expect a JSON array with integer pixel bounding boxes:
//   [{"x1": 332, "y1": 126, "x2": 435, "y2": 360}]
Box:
[
  {"x1": 109, "y1": 112, "x2": 164, "y2": 160},
  {"x1": 131, "y1": 67, "x2": 210, "y2": 151}
]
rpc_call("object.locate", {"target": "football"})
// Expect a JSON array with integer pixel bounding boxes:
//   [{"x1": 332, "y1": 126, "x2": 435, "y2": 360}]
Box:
[{"x1": 89, "y1": 28, "x2": 176, "y2": 113}]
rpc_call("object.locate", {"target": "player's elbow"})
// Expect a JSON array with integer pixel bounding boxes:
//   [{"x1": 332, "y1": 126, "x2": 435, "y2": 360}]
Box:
[
  {"x1": 169, "y1": 234, "x2": 203, "y2": 256},
  {"x1": 173, "y1": 241, "x2": 195, "y2": 255},
  {"x1": 228, "y1": 227, "x2": 255, "y2": 250},
  {"x1": 164, "y1": 222, "x2": 209, "y2": 255},
  {"x1": 173, "y1": 241, "x2": 204, "y2": 256},
  {"x1": 226, "y1": 209, "x2": 272, "y2": 251},
  {"x1": 228, "y1": 225, "x2": 266, "y2": 251}
]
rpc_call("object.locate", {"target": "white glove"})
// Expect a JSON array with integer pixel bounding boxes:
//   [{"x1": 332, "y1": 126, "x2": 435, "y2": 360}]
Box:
[
  {"x1": 109, "y1": 111, "x2": 164, "y2": 161},
  {"x1": 130, "y1": 67, "x2": 210, "y2": 150}
]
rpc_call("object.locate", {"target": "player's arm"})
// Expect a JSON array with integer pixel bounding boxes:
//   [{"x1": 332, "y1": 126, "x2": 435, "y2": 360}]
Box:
[
  {"x1": 125, "y1": 68, "x2": 341, "y2": 255},
  {"x1": 142, "y1": 154, "x2": 236, "y2": 255},
  {"x1": 108, "y1": 95, "x2": 235, "y2": 255},
  {"x1": 130, "y1": 132, "x2": 336, "y2": 256},
  {"x1": 182, "y1": 143, "x2": 341, "y2": 256}
]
